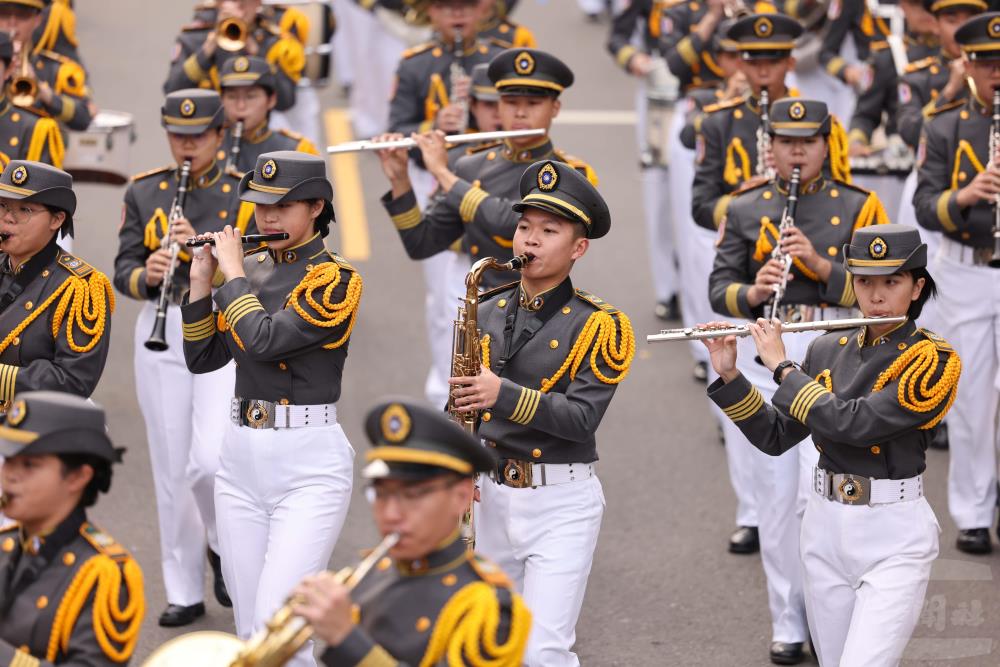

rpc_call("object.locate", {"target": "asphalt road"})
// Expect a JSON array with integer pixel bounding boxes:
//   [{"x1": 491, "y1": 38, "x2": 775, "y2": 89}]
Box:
[{"x1": 69, "y1": 1, "x2": 999, "y2": 664}]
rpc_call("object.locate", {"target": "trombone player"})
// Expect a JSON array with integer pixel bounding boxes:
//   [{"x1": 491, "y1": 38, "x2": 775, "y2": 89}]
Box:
[{"x1": 291, "y1": 398, "x2": 531, "y2": 667}]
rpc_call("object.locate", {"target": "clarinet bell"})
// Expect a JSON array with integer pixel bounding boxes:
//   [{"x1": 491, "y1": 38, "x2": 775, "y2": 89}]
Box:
[{"x1": 144, "y1": 311, "x2": 170, "y2": 352}]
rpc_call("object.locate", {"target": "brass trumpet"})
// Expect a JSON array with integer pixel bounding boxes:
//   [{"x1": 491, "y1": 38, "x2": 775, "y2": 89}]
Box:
[
  {"x1": 8, "y1": 39, "x2": 37, "y2": 108},
  {"x1": 217, "y1": 17, "x2": 249, "y2": 52}
]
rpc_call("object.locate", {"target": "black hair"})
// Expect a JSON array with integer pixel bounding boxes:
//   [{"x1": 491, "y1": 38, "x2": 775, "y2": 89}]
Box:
[
  {"x1": 309, "y1": 198, "x2": 334, "y2": 238},
  {"x1": 58, "y1": 453, "x2": 112, "y2": 508},
  {"x1": 905, "y1": 267, "x2": 937, "y2": 320}
]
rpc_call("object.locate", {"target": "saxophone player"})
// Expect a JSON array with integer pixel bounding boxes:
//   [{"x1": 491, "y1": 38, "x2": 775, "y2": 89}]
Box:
[
  {"x1": 707, "y1": 97, "x2": 890, "y2": 665},
  {"x1": 112, "y1": 89, "x2": 252, "y2": 628},
  {"x1": 448, "y1": 161, "x2": 633, "y2": 667}
]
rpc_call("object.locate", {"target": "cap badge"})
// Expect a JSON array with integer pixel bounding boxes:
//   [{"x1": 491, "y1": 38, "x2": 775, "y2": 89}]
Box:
[
  {"x1": 537, "y1": 162, "x2": 558, "y2": 191},
  {"x1": 989, "y1": 16, "x2": 1000, "y2": 39},
  {"x1": 380, "y1": 403, "x2": 411, "y2": 443},
  {"x1": 234, "y1": 56, "x2": 250, "y2": 73},
  {"x1": 7, "y1": 399, "x2": 26, "y2": 427},
  {"x1": 179, "y1": 98, "x2": 196, "y2": 118},
  {"x1": 261, "y1": 159, "x2": 278, "y2": 180},
  {"x1": 10, "y1": 165, "x2": 27, "y2": 186},
  {"x1": 868, "y1": 236, "x2": 888, "y2": 259},
  {"x1": 514, "y1": 51, "x2": 535, "y2": 76},
  {"x1": 754, "y1": 17, "x2": 773, "y2": 38},
  {"x1": 788, "y1": 101, "x2": 806, "y2": 120}
]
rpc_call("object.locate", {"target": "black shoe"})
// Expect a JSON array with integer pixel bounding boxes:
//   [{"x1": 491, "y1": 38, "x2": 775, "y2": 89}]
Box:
[
  {"x1": 693, "y1": 361, "x2": 708, "y2": 383},
  {"x1": 956, "y1": 528, "x2": 993, "y2": 554},
  {"x1": 158, "y1": 602, "x2": 206, "y2": 627},
  {"x1": 207, "y1": 549, "x2": 232, "y2": 608},
  {"x1": 769, "y1": 641, "x2": 805, "y2": 665},
  {"x1": 929, "y1": 423, "x2": 949, "y2": 450},
  {"x1": 654, "y1": 295, "x2": 681, "y2": 322},
  {"x1": 729, "y1": 526, "x2": 759, "y2": 554}
]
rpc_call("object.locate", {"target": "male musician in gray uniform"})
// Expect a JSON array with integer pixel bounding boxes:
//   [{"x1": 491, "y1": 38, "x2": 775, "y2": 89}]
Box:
[
  {"x1": 292, "y1": 398, "x2": 531, "y2": 667},
  {"x1": 0, "y1": 391, "x2": 145, "y2": 665},
  {"x1": 0, "y1": 32, "x2": 62, "y2": 169},
  {"x1": 113, "y1": 89, "x2": 250, "y2": 626},
  {"x1": 912, "y1": 11, "x2": 1000, "y2": 555},
  {"x1": 450, "y1": 160, "x2": 633, "y2": 667},
  {"x1": 217, "y1": 55, "x2": 318, "y2": 175}
]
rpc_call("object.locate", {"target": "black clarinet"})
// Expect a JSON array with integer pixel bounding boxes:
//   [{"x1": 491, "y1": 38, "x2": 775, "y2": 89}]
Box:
[
  {"x1": 144, "y1": 160, "x2": 191, "y2": 352},
  {"x1": 767, "y1": 166, "x2": 802, "y2": 321},
  {"x1": 185, "y1": 233, "x2": 289, "y2": 247}
]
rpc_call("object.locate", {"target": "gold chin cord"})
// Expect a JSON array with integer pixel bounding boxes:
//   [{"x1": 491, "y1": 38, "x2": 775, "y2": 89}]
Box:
[
  {"x1": 140, "y1": 533, "x2": 400, "y2": 667},
  {"x1": 449, "y1": 255, "x2": 530, "y2": 551}
]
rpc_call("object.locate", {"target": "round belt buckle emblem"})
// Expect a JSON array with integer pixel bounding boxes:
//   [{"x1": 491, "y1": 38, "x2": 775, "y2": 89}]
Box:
[{"x1": 246, "y1": 401, "x2": 269, "y2": 427}]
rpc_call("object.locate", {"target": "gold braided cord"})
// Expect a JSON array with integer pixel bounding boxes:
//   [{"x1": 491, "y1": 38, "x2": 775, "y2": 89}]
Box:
[
  {"x1": 35, "y1": 0, "x2": 77, "y2": 52},
  {"x1": 539, "y1": 311, "x2": 635, "y2": 392},
  {"x1": 951, "y1": 140, "x2": 984, "y2": 190},
  {"x1": 46, "y1": 555, "x2": 144, "y2": 662},
  {"x1": 217, "y1": 311, "x2": 246, "y2": 351},
  {"x1": 828, "y1": 117, "x2": 851, "y2": 183},
  {"x1": 28, "y1": 117, "x2": 66, "y2": 169},
  {"x1": 871, "y1": 340, "x2": 961, "y2": 429},
  {"x1": 816, "y1": 369, "x2": 832, "y2": 391},
  {"x1": 855, "y1": 191, "x2": 889, "y2": 229},
  {"x1": 289, "y1": 263, "x2": 363, "y2": 349},
  {"x1": 723, "y1": 137, "x2": 751, "y2": 186},
  {"x1": 753, "y1": 218, "x2": 820, "y2": 281},
  {"x1": 143, "y1": 208, "x2": 191, "y2": 262},
  {"x1": 419, "y1": 582, "x2": 531, "y2": 667},
  {"x1": 481, "y1": 334, "x2": 491, "y2": 369},
  {"x1": 52, "y1": 272, "x2": 115, "y2": 353},
  {"x1": 265, "y1": 36, "x2": 305, "y2": 83},
  {"x1": 54, "y1": 59, "x2": 86, "y2": 97}
]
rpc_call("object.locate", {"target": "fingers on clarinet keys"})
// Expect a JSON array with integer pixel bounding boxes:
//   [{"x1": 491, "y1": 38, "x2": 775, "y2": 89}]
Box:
[
  {"x1": 769, "y1": 641, "x2": 806, "y2": 665},
  {"x1": 955, "y1": 528, "x2": 993, "y2": 555},
  {"x1": 158, "y1": 602, "x2": 206, "y2": 627},
  {"x1": 728, "y1": 526, "x2": 759, "y2": 555}
]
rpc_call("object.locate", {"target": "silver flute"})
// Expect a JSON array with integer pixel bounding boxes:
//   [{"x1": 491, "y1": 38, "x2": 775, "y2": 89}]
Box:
[
  {"x1": 647, "y1": 316, "x2": 907, "y2": 343},
  {"x1": 327, "y1": 128, "x2": 545, "y2": 154}
]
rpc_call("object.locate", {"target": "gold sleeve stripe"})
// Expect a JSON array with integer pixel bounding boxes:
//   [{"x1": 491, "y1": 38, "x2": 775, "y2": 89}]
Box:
[
  {"x1": 183, "y1": 53, "x2": 207, "y2": 82},
  {"x1": 391, "y1": 206, "x2": 421, "y2": 231},
  {"x1": 56, "y1": 97, "x2": 75, "y2": 124},
  {"x1": 459, "y1": 186, "x2": 489, "y2": 223},
  {"x1": 182, "y1": 315, "x2": 217, "y2": 342},
  {"x1": 0, "y1": 364, "x2": 17, "y2": 407},
  {"x1": 826, "y1": 56, "x2": 846, "y2": 77},
  {"x1": 677, "y1": 37, "x2": 698, "y2": 66},
  {"x1": 723, "y1": 387, "x2": 764, "y2": 422},
  {"x1": 510, "y1": 387, "x2": 541, "y2": 425},
  {"x1": 797, "y1": 385, "x2": 828, "y2": 423},
  {"x1": 616, "y1": 45, "x2": 637, "y2": 68},
  {"x1": 356, "y1": 644, "x2": 398, "y2": 667},
  {"x1": 712, "y1": 195, "x2": 731, "y2": 229},
  {"x1": 920, "y1": 99, "x2": 937, "y2": 119},
  {"x1": 10, "y1": 650, "x2": 41, "y2": 667},
  {"x1": 224, "y1": 294, "x2": 265, "y2": 327},
  {"x1": 790, "y1": 382, "x2": 828, "y2": 424},
  {"x1": 724, "y1": 283, "x2": 743, "y2": 318},
  {"x1": 935, "y1": 191, "x2": 957, "y2": 232},
  {"x1": 128, "y1": 267, "x2": 144, "y2": 299}
]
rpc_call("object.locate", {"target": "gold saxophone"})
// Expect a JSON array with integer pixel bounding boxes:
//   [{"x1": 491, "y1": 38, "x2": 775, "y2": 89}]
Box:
[{"x1": 449, "y1": 254, "x2": 530, "y2": 549}]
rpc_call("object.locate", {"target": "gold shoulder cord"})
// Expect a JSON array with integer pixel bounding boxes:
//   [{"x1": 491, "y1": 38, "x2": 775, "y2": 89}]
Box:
[{"x1": 872, "y1": 340, "x2": 961, "y2": 429}]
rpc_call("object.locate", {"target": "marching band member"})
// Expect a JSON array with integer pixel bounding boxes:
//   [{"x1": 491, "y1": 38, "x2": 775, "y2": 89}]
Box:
[
  {"x1": 709, "y1": 98, "x2": 889, "y2": 665},
  {"x1": 183, "y1": 151, "x2": 361, "y2": 667},
  {"x1": 0, "y1": 391, "x2": 145, "y2": 665},
  {"x1": 113, "y1": 89, "x2": 250, "y2": 626},
  {"x1": 0, "y1": 161, "x2": 111, "y2": 407},
  {"x1": 0, "y1": 31, "x2": 63, "y2": 169},
  {"x1": 450, "y1": 160, "x2": 634, "y2": 667},
  {"x1": 478, "y1": 0, "x2": 536, "y2": 47},
  {"x1": 705, "y1": 224, "x2": 960, "y2": 667},
  {"x1": 217, "y1": 54, "x2": 318, "y2": 176},
  {"x1": 31, "y1": 0, "x2": 80, "y2": 63},
  {"x1": 912, "y1": 11, "x2": 1000, "y2": 555},
  {"x1": 293, "y1": 398, "x2": 531, "y2": 667}
]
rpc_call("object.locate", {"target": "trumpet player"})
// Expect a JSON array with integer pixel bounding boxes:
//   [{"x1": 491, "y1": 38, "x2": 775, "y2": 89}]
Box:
[
  {"x1": 164, "y1": 0, "x2": 304, "y2": 113},
  {"x1": 0, "y1": 0, "x2": 92, "y2": 131},
  {"x1": 708, "y1": 98, "x2": 889, "y2": 665},
  {"x1": 912, "y1": 11, "x2": 1000, "y2": 555},
  {"x1": 0, "y1": 32, "x2": 62, "y2": 169},
  {"x1": 703, "y1": 224, "x2": 959, "y2": 667},
  {"x1": 113, "y1": 89, "x2": 252, "y2": 628},
  {"x1": 217, "y1": 55, "x2": 318, "y2": 176},
  {"x1": 449, "y1": 161, "x2": 633, "y2": 667},
  {"x1": 292, "y1": 398, "x2": 531, "y2": 667}
]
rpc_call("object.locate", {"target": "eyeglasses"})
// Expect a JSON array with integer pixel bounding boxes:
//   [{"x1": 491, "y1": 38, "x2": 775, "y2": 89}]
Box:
[
  {"x1": 366, "y1": 478, "x2": 461, "y2": 508},
  {"x1": 0, "y1": 201, "x2": 46, "y2": 224}
]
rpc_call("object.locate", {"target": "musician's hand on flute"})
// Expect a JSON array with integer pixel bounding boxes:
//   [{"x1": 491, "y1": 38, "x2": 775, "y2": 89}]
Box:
[
  {"x1": 291, "y1": 572, "x2": 355, "y2": 647},
  {"x1": 748, "y1": 259, "x2": 790, "y2": 307},
  {"x1": 780, "y1": 226, "x2": 832, "y2": 282},
  {"x1": 213, "y1": 226, "x2": 246, "y2": 282},
  {"x1": 748, "y1": 318, "x2": 787, "y2": 373},
  {"x1": 188, "y1": 240, "x2": 218, "y2": 302},
  {"x1": 413, "y1": 131, "x2": 456, "y2": 190},
  {"x1": 700, "y1": 321, "x2": 739, "y2": 383},
  {"x1": 448, "y1": 365, "x2": 501, "y2": 412},
  {"x1": 373, "y1": 133, "x2": 412, "y2": 194},
  {"x1": 144, "y1": 249, "x2": 176, "y2": 287}
]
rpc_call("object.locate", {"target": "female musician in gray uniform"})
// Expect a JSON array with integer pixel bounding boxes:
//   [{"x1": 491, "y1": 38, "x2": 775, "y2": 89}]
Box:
[
  {"x1": 705, "y1": 224, "x2": 960, "y2": 666},
  {"x1": 182, "y1": 151, "x2": 361, "y2": 667}
]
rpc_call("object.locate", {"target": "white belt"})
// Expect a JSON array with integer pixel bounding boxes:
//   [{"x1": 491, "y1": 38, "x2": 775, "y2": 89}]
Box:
[
  {"x1": 813, "y1": 467, "x2": 923, "y2": 506},
  {"x1": 231, "y1": 398, "x2": 338, "y2": 429},
  {"x1": 489, "y1": 459, "x2": 595, "y2": 488},
  {"x1": 938, "y1": 236, "x2": 997, "y2": 268}
]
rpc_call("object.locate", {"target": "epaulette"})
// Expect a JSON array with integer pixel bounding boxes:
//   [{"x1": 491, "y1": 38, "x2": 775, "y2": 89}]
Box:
[
  {"x1": 257, "y1": 18, "x2": 284, "y2": 37},
  {"x1": 325, "y1": 250, "x2": 357, "y2": 272},
  {"x1": 480, "y1": 280, "x2": 519, "y2": 302},
  {"x1": 80, "y1": 523, "x2": 131, "y2": 563},
  {"x1": 466, "y1": 140, "x2": 503, "y2": 155},
  {"x1": 486, "y1": 36, "x2": 509, "y2": 49},
  {"x1": 703, "y1": 96, "x2": 745, "y2": 114},
  {"x1": 927, "y1": 98, "x2": 966, "y2": 117},
  {"x1": 870, "y1": 40, "x2": 889, "y2": 51},
  {"x1": 904, "y1": 56, "x2": 935, "y2": 74},
  {"x1": 574, "y1": 288, "x2": 619, "y2": 315},
  {"x1": 469, "y1": 554, "x2": 512, "y2": 587},
  {"x1": 402, "y1": 41, "x2": 435, "y2": 59},
  {"x1": 732, "y1": 180, "x2": 770, "y2": 197},
  {"x1": 244, "y1": 243, "x2": 268, "y2": 257},
  {"x1": 180, "y1": 20, "x2": 212, "y2": 32},
  {"x1": 917, "y1": 328, "x2": 953, "y2": 352},
  {"x1": 278, "y1": 127, "x2": 307, "y2": 141},
  {"x1": 130, "y1": 164, "x2": 173, "y2": 182},
  {"x1": 554, "y1": 148, "x2": 598, "y2": 186},
  {"x1": 829, "y1": 178, "x2": 872, "y2": 196},
  {"x1": 56, "y1": 252, "x2": 95, "y2": 278}
]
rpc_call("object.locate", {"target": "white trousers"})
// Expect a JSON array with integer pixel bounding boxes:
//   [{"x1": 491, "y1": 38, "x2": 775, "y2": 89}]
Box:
[
  {"x1": 801, "y1": 493, "x2": 939, "y2": 667},
  {"x1": 134, "y1": 302, "x2": 232, "y2": 606},
  {"x1": 477, "y1": 475, "x2": 605, "y2": 667},
  {"x1": 932, "y1": 247, "x2": 1000, "y2": 529},
  {"x1": 635, "y1": 89, "x2": 677, "y2": 303},
  {"x1": 720, "y1": 332, "x2": 819, "y2": 643},
  {"x1": 216, "y1": 420, "x2": 355, "y2": 667}
]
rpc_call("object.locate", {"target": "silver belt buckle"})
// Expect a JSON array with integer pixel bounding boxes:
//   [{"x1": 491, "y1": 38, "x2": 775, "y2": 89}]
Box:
[
  {"x1": 814, "y1": 468, "x2": 833, "y2": 499},
  {"x1": 240, "y1": 398, "x2": 276, "y2": 429},
  {"x1": 833, "y1": 474, "x2": 871, "y2": 505}
]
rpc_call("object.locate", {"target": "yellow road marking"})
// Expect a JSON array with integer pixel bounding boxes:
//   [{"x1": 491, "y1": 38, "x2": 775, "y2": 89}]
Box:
[{"x1": 325, "y1": 108, "x2": 370, "y2": 261}]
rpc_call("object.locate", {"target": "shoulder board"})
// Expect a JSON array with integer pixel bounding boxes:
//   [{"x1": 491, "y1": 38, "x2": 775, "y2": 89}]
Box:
[
  {"x1": 829, "y1": 179, "x2": 871, "y2": 197},
  {"x1": 181, "y1": 21, "x2": 212, "y2": 32},
  {"x1": 927, "y1": 98, "x2": 966, "y2": 118},
  {"x1": 554, "y1": 148, "x2": 598, "y2": 186},
  {"x1": 278, "y1": 127, "x2": 306, "y2": 141},
  {"x1": 703, "y1": 96, "x2": 745, "y2": 114},
  {"x1": 662, "y1": 0, "x2": 689, "y2": 8},
  {"x1": 244, "y1": 244, "x2": 268, "y2": 257},
  {"x1": 465, "y1": 140, "x2": 503, "y2": 155},
  {"x1": 80, "y1": 523, "x2": 131, "y2": 563},
  {"x1": 469, "y1": 554, "x2": 512, "y2": 587},
  {"x1": 917, "y1": 328, "x2": 953, "y2": 352},
  {"x1": 324, "y1": 250, "x2": 357, "y2": 272},
  {"x1": 732, "y1": 180, "x2": 769, "y2": 197},
  {"x1": 130, "y1": 164, "x2": 173, "y2": 182},
  {"x1": 479, "y1": 280, "x2": 519, "y2": 302},
  {"x1": 870, "y1": 40, "x2": 889, "y2": 51},
  {"x1": 486, "y1": 37, "x2": 509, "y2": 49},
  {"x1": 56, "y1": 252, "x2": 94, "y2": 278},
  {"x1": 904, "y1": 56, "x2": 935, "y2": 74},
  {"x1": 36, "y1": 49, "x2": 65, "y2": 63},
  {"x1": 256, "y1": 17, "x2": 283, "y2": 37},
  {"x1": 574, "y1": 288, "x2": 619, "y2": 315},
  {"x1": 402, "y1": 41, "x2": 435, "y2": 59}
]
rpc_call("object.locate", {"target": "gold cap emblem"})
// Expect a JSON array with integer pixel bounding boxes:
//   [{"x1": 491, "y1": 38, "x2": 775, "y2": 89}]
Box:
[
  {"x1": 788, "y1": 101, "x2": 806, "y2": 120},
  {"x1": 234, "y1": 56, "x2": 250, "y2": 73},
  {"x1": 754, "y1": 17, "x2": 773, "y2": 38},
  {"x1": 868, "y1": 236, "x2": 888, "y2": 259},
  {"x1": 380, "y1": 403, "x2": 411, "y2": 443},
  {"x1": 179, "y1": 98, "x2": 196, "y2": 117},
  {"x1": 261, "y1": 159, "x2": 278, "y2": 180},
  {"x1": 537, "y1": 162, "x2": 558, "y2": 191},
  {"x1": 10, "y1": 165, "x2": 27, "y2": 186},
  {"x1": 514, "y1": 51, "x2": 535, "y2": 76},
  {"x1": 7, "y1": 399, "x2": 26, "y2": 426}
]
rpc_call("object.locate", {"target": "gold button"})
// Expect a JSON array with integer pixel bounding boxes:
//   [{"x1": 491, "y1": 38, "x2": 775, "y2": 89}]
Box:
[
  {"x1": 733, "y1": 109, "x2": 743, "y2": 119},
  {"x1": 219, "y1": 210, "x2": 229, "y2": 219},
  {"x1": 222, "y1": 183, "x2": 232, "y2": 193},
  {"x1": 960, "y1": 110, "x2": 970, "y2": 120},
  {"x1": 432, "y1": 47, "x2": 442, "y2": 57},
  {"x1": 830, "y1": 189, "x2": 839, "y2": 198},
  {"x1": 482, "y1": 411, "x2": 491, "y2": 422},
  {"x1": 958, "y1": 171, "x2": 967, "y2": 182},
  {"x1": 351, "y1": 603, "x2": 361, "y2": 624},
  {"x1": 897, "y1": 343, "x2": 907, "y2": 351},
  {"x1": 549, "y1": 339, "x2": 559, "y2": 349},
  {"x1": 18, "y1": 645, "x2": 28, "y2": 653},
  {"x1": 279, "y1": 398, "x2": 289, "y2": 405},
  {"x1": 2, "y1": 537, "x2": 13, "y2": 552},
  {"x1": 839, "y1": 336, "x2": 848, "y2": 345},
  {"x1": 159, "y1": 181, "x2": 168, "y2": 190},
  {"x1": 442, "y1": 574, "x2": 457, "y2": 586},
  {"x1": 486, "y1": 151, "x2": 496, "y2": 160},
  {"x1": 416, "y1": 616, "x2": 431, "y2": 632},
  {"x1": 472, "y1": 179, "x2": 481, "y2": 188},
  {"x1": 470, "y1": 245, "x2": 478, "y2": 254},
  {"x1": 12, "y1": 337, "x2": 19, "y2": 347},
  {"x1": 688, "y1": 1, "x2": 698, "y2": 9},
  {"x1": 41, "y1": 269, "x2": 49, "y2": 277},
  {"x1": 217, "y1": 150, "x2": 226, "y2": 161},
  {"x1": 24, "y1": 301, "x2": 32, "y2": 311},
  {"x1": 562, "y1": 306, "x2": 571, "y2": 314},
  {"x1": 930, "y1": 66, "x2": 939, "y2": 75},
  {"x1": 761, "y1": 216, "x2": 771, "y2": 225},
  {"x1": 63, "y1": 552, "x2": 76, "y2": 566},
  {"x1": 36, "y1": 596, "x2": 48, "y2": 609},
  {"x1": 279, "y1": 362, "x2": 287, "y2": 370},
  {"x1": 478, "y1": 45, "x2": 487, "y2": 54},
  {"x1": 961, "y1": 231, "x2": 971, "y2": 240},
  {"x1": 830, "y1": 216, "x2": 840, "y2": 226},
  {"x1": 497, "y1": 299, "x2": 507, "y2": 308},
  {"x1": 827, "y1": 247, "x2": 837, "y2": 256},
  {"x1": 763, "y1": 191, "x2": 772, "y2": 200},
  {"x1": 10, "y1": 113, "x2": 18, "y2": 122},
  {"x1": 532, "y1": 448, "x2": 542, "y2": 458},
  {"x1": 257, "y1": 255, "x2": 266, "y2": 263},
  {"x1": 9, "y1": 137, "x2": 17, "y2": 147},
  {"x1": 870, "y1": 445, "x2": 881, "y2": 455},
  {"x1": 377, "y1": 557, "x2": 391, "y2": 571}
]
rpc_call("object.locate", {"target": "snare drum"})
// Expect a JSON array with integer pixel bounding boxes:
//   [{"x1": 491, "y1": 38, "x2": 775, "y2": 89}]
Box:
[
  {"x1": 63, "y1": 110, "x2": 136, "y2": 185},
  {"x1": 266, "y1": 0, "x2": 336, "y2": 87}
]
